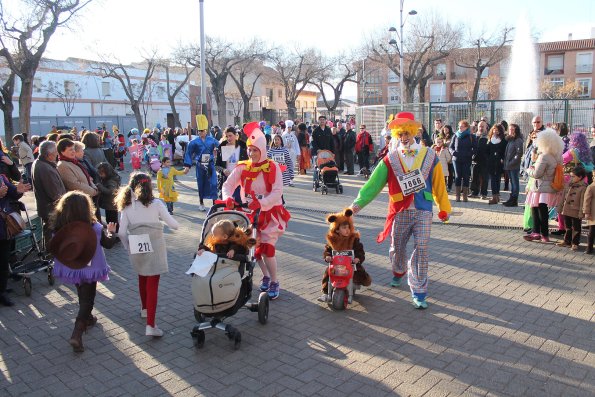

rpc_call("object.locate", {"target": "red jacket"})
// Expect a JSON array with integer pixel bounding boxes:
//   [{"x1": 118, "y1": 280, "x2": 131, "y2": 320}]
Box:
[{"x1": 355, "y1": 130, "x2": 374, "y2": 154}]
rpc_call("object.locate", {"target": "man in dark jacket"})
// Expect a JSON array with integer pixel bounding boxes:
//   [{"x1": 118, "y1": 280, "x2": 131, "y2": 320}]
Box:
[
  {"x1": 469, "y1": 121, "x2": 489, "y2": 199},
  {"x1": 343, "y1": 124, "x2": 356, "y2": 175},
  {"x1": 336, "y1": 121, "x2": 346, "y2": 172},
  {"x1": 31, "y1": 141, "x2": 66, "y2": 246},
  {"x1": 311, "y1": 116, "x2": 333, "y2": 154}
]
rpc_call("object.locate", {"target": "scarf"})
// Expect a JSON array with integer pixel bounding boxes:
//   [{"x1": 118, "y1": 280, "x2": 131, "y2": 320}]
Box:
[
  {"x1": 58, "y1": 155, "x2": 92, "y2": 185},
  {"x1": 161, "y1": 166, "x2": 170, "y2": 178},
  {"x1": 455, "y1": 128, "x2": 470, "y2": 139},
  {"x1": 490, "y1": 137, "x2": 502, "y2": 144}
]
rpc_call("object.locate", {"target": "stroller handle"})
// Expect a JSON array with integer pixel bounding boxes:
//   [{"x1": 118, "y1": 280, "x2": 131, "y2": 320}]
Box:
[{"x1": 211, "y1": 200, "x2": 260, "y2": 228}]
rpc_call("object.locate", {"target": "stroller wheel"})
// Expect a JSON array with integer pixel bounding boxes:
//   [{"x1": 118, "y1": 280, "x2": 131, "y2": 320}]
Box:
[
  {"x1": 258, "y1": 292, "x2": 269, "y2": 325},
  {"x1": 338, "y1": 185, "x2": 343, "y2": 194},
  {"x1": 233, "y1": 331, "x2": 242, "y2": 350},
  {"x1": 192, "y1": 329, "x2": 205, "y2": 349},
  {"x1": 48, "y1": 268, "x2": 55, "y2": 286},
  {"x1": 23, "y1": 278, "x2": 32, "y2": 297}
]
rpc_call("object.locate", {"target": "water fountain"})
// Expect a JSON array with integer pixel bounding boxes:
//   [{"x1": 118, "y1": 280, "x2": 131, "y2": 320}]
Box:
[{"x1": 503, "y1": 14, "x2": 538, "y2": 134}]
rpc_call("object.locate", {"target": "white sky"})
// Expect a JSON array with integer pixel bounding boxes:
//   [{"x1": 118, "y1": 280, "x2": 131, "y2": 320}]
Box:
[{"x1": 7, "y1": 0, "x2": 595, "y2": 99}]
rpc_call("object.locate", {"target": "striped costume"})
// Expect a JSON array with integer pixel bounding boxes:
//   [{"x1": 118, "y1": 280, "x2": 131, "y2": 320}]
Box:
[
  {"x1": 352, "y1": 144, "x2": 451, "y2": 303},
  {"x1": 267, "y1": 147, "x2": 294, "y2": 186}
]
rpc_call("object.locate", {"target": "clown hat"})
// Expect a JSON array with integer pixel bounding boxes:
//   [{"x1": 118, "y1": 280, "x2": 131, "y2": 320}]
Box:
[{"x1": 389, "y1": 112, "x2": 421, "y2": 138}]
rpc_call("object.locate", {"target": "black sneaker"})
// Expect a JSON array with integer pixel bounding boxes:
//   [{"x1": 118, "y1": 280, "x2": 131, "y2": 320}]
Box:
[{"x1": 551, "y1": 230, "x2": 566, "y2": 236}]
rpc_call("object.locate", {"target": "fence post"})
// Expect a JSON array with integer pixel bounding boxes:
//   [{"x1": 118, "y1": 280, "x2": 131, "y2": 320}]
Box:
[
  {"x1": 563, "y1": 99, "x2": 569, "y2": 125},
  {"x1": 428, "y1": 102, "x2": 433, "y2": 129},
  {"x1": 490, "y1": 101, "x2": 496, "y2": 124}
]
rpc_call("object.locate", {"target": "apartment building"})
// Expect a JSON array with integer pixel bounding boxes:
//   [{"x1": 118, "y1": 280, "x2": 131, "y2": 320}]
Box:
[{"x1": 357, "y1": 37, "x2": 595, "y2": 105}]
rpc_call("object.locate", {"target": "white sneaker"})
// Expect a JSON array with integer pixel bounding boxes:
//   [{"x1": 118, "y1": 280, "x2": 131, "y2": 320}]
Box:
[
  {"x1": 140, "y1": 309, "x2": 147, "y2": 318},
  {"x1": 145, "y1": 325, "x2": 164, "y2": 337},
  {"x1": 317, "y1": 294, "x2": 329, "y2": 302},
  {"x1": 198, "y1": 204, "x2": 206, "y2": 211}
]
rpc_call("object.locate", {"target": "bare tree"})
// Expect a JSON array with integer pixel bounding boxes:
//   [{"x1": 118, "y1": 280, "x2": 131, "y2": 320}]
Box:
[
  {"x1": 45, "y1": 79, "x2": 81, "y2": 116},
  {"x1": 94, "y1": 56, "x2": 157, "y2": 130},
  {"x1": 139, "y1": 77, "x2": 159, "y2": 128},
  {"x1": 453, "y1": 74, "x2": 500, "y2": 101},
  {"x1": 362, "y1": 16, "x2": 460, "y2": 104},
  {"x1": 313, "y1": 54, "x2": 360, "y2": 114},
  {"x1": 269, "y1": 46, "x2": 322, "y2": 119},
  {"x1": 0, "y1": 69, "x2": 15, "y2": 139},
  {"x1": 0, "y1": 0, "x2": 93, "y2": 139},
  {"x1": 225, "y1": 91, "x2": 243, "y2": 125},
  {"x1": 160, "y1": 49, "x2": 196, "y2": 128},
  {"x1": 228, "y1": 48, "x2": 267, "y2": 123},
  {"x1": 541, "y1": 79, "x2": 583, "y2": 122},
  {"x1": 454, "y1": 27, "x2": 513, "y2": 104}
]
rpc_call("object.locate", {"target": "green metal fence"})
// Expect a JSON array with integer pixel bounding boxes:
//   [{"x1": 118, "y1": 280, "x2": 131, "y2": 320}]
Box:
[{"x1": 357, "y1": 99, "x2": 595, "y2": 144}]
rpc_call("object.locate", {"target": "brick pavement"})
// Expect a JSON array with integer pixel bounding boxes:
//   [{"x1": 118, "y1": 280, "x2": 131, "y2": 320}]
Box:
[{"x1": 1, "y1": 170, "x2": 594, "y2": 396}]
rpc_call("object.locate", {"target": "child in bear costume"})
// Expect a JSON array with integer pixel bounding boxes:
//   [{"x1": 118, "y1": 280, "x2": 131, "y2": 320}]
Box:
[
  {"x1": 197, "y1": 220, "x2": 256, "y2": 259},
  {"x1": 318, "y1": 208, "x2": 372, "y2": 302}
]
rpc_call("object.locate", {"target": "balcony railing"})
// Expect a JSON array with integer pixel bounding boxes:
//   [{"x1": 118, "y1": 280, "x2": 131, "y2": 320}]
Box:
[
  {"x1": 544, "y1": 68, "x2": 564, "y2": 75},
  {"x1": 576, "y1": 64, "x2": 593, "y2": 74},
  {"x1": 434, "y1": 72, "x2": 446, "y2": 80}
]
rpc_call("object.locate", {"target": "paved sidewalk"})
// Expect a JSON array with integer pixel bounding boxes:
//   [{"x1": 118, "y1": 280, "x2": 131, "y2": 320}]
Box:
[{"x1": 1, "y1": 169, "x2": 594, "y2": 396}]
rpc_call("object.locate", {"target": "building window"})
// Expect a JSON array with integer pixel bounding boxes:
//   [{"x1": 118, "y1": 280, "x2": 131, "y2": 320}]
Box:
[
  {"x1": 576, "y1": 52, "x2": 593, "y2": 74},
  {"x1": 550, "y1": 77, "x2": 564, "y2": 88},
  {"x1": 576, "y1": 78, "x2": 592, "y2": 98},
  {"x1": 266, "y1": 88, "x2": 273, "y2": 102},
  {"x1": 33, "y1": 78, "x2": 42, "y2": 92},
  {"x1": 545, "y1": 54, "x2": 564, "y2": 75},
  {"x1": 388, "y1": 70, "x2": 400, "y2": 83},
  {"x1": 102, "y1": 81, "x2": 111, "y2": 96},
  {"x1": 278, "y1": 89, "x2": 282, "y2": 98},
  {"x1": 296, "y1": 100, "x2": 301, "y2": 109},
  {"x1": 452, "y1": 64, "x2": 466, "y2": 79},
  {"x1": 388, "y1": 86, "x2": 399, "y2": 104},
  {"x1": 435, "y1": 64, "x2": 446, "y2": 80},
  {"x1": 430, "y1": 82, "x2": 446, "y2": 102},
  {"x1": 64, "y1": 80, "x2": 75, "y2": 95}
]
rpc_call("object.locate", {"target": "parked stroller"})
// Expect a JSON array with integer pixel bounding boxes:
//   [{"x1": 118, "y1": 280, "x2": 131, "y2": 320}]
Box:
[
  {"x1": 9, "y1": 202, "x2": 54, "y2": 296},
  {"x1": 189, "y1": 201, "x2": 268, "y2": 350},
  {"x1": 312, "y1": 150, "x2": 343, "y2": 195}
]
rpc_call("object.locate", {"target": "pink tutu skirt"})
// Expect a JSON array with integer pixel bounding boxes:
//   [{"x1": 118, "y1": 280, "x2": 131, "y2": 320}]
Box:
[{"x1": 525, "y1": 190, "x2": 561, "y2": 207}]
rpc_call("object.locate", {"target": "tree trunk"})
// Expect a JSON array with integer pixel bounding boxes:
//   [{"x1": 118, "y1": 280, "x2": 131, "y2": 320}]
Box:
[
  {"x1": 2, "y1": 103, "x2": 14, "y2": 142},
  {"x1": 405, "y1": 84, "x2": 416, "y2": 104},
  {"x1": 287, "y1": 103, "x2": 297, "y2": 120},
  {"x1": 19, "y1": 78, "x2": 34, "y2": 135},
  {"x1": 471, "y1": 72, "x2": 482, "y2": 104},
  {"x1": 131, "y1": 103, "x2": 144, "y2": 131},
  {"x1": 214, "y1": 90, "x2": 226, "y2": 128},
  {"x1": 0, "y1": 74, "x2": 15, "y2": 142},
  {"x1": 169, "y1": 97, "x2": 182, "y2": 128},
  {"x1": 243, "y1": 97, "x2": 251, "y2": 122}
]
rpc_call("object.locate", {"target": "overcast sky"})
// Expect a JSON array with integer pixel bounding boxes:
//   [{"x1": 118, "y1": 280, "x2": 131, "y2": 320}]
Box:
[{"x1": 6, "y1": 0, "x2": 595, "y2": 99}]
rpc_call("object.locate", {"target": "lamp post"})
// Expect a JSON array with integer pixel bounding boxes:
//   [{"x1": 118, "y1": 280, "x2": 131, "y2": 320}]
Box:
[{"x1": 389, "y1": 1, "x2": 417, "y2": 111}]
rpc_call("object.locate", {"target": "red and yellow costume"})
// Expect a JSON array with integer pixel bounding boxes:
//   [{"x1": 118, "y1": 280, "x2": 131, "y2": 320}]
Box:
[{"x1": 222, "y1": 123, "x2": 290, "y2": 259}]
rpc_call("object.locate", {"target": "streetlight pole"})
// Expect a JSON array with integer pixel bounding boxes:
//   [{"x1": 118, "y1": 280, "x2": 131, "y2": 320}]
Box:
[
  {"x1": 389, "y1": 1, "x2": 417, "y2": 111},
  {"x1": 199, "y1": 0, "x2": 207, "y2": 117}
]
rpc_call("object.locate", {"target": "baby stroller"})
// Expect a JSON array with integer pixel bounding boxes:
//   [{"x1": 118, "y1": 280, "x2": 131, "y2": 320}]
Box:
[
  {"x1": 189, "y1": 201, "x2": 268, "y2": 350},
  {"x1": 9, "y1": 202, "x2": 54, "y2": 296},
  {"x1": 313, "y1": 150, "x2": 343, "y2": 194}
]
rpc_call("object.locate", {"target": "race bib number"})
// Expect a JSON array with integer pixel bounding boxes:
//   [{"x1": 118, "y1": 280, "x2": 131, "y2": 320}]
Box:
[
  {"x1": 397, "y1": 169, "x2": 426, "y2": 196},
  {"x1": 332, "y1": 250, "x2": 354, "y2": 258},
  {"x1": 200, "y1": 153, "x2": 210, "y2": 164},
  {"x1": 128, "y1": 234, "x2": 154, "y2": 254},
  {"x1": 272, "y1": 154, "x2": 285, "y2": 164}
]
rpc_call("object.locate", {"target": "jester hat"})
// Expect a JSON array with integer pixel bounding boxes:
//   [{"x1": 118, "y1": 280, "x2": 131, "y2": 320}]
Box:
[{"x1": 389, "y1": 112, "x2": 421, "y2": 139}]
